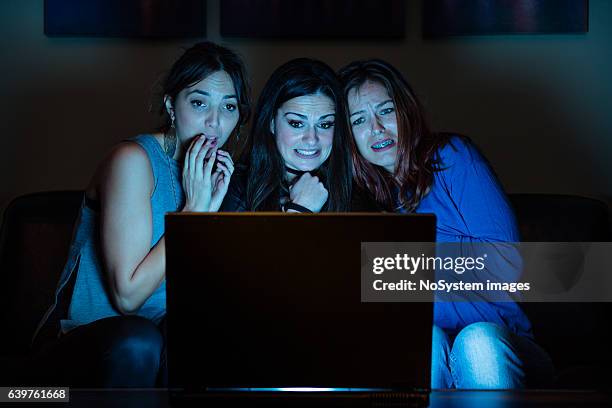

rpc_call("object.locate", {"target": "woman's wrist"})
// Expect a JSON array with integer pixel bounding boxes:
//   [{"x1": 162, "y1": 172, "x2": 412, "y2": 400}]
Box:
[
  {"x1": 282, "y1": 201, "x2": 313, "y2": 213},
  {"x1": 181, "y1": 202, "x2": 210, "y2": 212},
  {"x1": 208, "y1": 201, "x2": 222, "y2": 213}
]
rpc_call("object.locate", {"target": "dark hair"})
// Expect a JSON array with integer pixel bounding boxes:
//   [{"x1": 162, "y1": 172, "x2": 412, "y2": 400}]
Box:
[
  {"x1": 243, "y1": 58, "x2": 352, "y2": 211},
  {"x1": 159, "y1": 41, "x2": 251, "y2": 139},
  {"x1": 338, "y1": 59, "x2": 452, "y2": 212}
]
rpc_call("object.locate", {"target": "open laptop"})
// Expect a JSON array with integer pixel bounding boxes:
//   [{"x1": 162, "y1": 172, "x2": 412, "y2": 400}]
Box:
[{"x1": 165, "y1": 213, "x2": 436, "y2": 407}]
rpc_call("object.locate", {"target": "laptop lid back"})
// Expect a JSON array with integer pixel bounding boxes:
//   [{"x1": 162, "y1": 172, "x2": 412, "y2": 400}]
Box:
[{"x1": 165, "y1": 213, "x2": 435, "y2": 392}]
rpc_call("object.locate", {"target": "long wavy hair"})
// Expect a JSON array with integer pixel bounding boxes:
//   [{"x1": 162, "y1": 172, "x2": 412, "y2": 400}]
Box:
[
  {"x1": 243, "y1": 58, "x2": 352, "y2": 211},
  {"x1": 338, "y1": 59, "x2": 452, "y2": 212}
]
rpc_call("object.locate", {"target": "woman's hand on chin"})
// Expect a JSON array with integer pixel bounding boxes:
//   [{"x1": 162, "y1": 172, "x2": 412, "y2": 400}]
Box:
[
  {"x1": 288, "y1": 172, "x2": 328, "y2": 213},
  {"x1": 181, "y1": 135, "x2": 216, "y2": 212}
]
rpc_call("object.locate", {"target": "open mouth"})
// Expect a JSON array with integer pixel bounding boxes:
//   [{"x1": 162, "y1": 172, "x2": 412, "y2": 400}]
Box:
[
  {"x1": 371, "y1": 139, "x2": 395, "y2": 152},
  {"x1": 294, "y1": 149, "x2": 321, "y2": 159}
]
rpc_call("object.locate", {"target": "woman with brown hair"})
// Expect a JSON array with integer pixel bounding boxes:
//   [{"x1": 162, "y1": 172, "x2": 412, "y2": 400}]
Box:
[
  {"x1": 30, "y1": 41, "x2": 251, "y2": 387},
  {"x1": 339, "y1": 59, "x2": 553, "y2": 389}
]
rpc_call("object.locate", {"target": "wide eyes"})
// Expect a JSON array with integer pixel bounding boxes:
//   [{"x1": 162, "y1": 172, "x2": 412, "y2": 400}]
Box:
[
  {"x1": 288, "y1": 120, "x2": 303, "y2": 129},
  {"x1": 190, "y1": 100, "x2": 238, "y2": 113},
  {"x1": 191, "y1": 99, "x2": 206, "y2": 109},
  {"x1": 287, "y1": 120, "x2": 335, "y2": 129}
]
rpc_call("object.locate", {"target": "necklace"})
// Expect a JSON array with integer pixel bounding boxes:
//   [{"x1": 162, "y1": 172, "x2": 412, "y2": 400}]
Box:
[{"x1": 163, "y1": 132, "x2": 179, "y2": 210}]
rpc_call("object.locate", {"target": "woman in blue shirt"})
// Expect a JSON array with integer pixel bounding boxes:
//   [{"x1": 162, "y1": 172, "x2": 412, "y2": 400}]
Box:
[{"x1": 339, "y1": 59, "x2": 553, "y2": 389}]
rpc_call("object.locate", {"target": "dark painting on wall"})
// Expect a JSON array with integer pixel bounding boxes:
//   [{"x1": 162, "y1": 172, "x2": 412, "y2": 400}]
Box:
[
  {"x1": 221, "y1": 0, "x2": 405, "y2": 39},
  {"x1": 423, "y1": 0, "x2": 588, "y2": 37},
  {"x1": 44, "y1": 0, "x2": 206, "y2": 38}
]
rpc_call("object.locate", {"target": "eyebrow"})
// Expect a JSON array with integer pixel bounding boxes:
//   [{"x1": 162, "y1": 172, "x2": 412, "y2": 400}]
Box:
[
  {"x1": 349, "y1": 99, "x2": 394, "y2": 117},
  {"x1": 284, "y1": 112, "x2": 336, "y2": 120},
  {"x1": 186, "y1": 90, "x2": 237, "y2": 99}
]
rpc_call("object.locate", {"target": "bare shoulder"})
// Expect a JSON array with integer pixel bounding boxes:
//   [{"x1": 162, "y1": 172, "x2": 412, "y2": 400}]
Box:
[
  {"x1": 90, "y1": 141, "x2": 154, "y2": 200},
  {"x1": 109, "y1": 141, "x2": 150, "y2": 165}
]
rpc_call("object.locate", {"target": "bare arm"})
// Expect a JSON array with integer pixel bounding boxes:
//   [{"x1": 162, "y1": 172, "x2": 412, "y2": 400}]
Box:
[
  {"x1": 96, "y1": 136, "x2": 229, "y2": 314},
  {"x1": 97, "y1": 142, "x2": 165, "y2": 314}
]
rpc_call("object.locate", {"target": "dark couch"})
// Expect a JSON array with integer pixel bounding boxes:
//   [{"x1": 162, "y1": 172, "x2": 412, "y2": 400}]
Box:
[
  {"x1": 0, "y1": 191, "x2": 610, "y2": 388},
  {"x1": 510, "y1": 194, "x2": 611, "y2": 389}
]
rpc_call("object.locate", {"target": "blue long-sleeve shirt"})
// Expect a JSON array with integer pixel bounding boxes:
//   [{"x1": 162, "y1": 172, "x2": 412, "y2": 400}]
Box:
[{"x1": 413, "y1": 136, "x2": 533, "y2": 339}]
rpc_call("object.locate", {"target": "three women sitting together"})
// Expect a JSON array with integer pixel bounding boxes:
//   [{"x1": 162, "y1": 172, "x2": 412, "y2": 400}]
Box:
[{"x1": 31, "y1": 42, "x2": 553, "y2": 389}]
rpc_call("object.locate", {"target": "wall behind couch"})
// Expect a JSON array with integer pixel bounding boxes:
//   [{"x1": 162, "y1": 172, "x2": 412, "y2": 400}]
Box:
[{"x1": 1, "y1": 0, "x2": 611, "y2": 221}]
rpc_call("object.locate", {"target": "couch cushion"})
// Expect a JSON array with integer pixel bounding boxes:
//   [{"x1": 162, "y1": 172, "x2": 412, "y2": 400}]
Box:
[
  {"x1": 509, "y1": 194, "x2": 610, "y2": 242},
  {"x1": 0, "y1": 191, "x2": 83, "y2": 354}
]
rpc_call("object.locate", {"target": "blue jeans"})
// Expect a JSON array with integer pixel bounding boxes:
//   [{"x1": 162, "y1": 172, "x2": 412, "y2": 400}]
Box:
[
  {"x1": 431, "y1": 322, "x2": 554, "y2": 389},
  {"x1": 31, "y1": 316, "x2": 166, "y2": 387}
]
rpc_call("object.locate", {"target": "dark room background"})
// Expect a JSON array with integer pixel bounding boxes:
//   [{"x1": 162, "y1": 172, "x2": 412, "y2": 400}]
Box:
[{"x1": 1, "y1": 0, "x2": 611, "y2": 221}]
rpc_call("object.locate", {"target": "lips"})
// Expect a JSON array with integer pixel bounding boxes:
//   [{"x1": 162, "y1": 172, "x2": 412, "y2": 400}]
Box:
[
  {"x1": 370, "y1": 138, "x2": 395, "y2": 152},
  {"x1": 204, "y1": 135, "x2": 218, "y2": 146},
  {"x1": 294, "y1": 148, "x2": 321, "y2": 159}
]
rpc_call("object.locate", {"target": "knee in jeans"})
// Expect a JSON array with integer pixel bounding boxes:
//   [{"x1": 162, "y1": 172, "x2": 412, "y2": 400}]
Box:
[
  {"x1": 451, "y1": 322, "x2": 518, "y2": 388},
  {"x1": 453, "y1": 322, "x2": 508, "y2": 358}
]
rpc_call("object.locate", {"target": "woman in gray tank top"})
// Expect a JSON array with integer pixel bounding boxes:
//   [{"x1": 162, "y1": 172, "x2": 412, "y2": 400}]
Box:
[{"x1": 30, "y1": 41, "x2": 251, "y2": 387}]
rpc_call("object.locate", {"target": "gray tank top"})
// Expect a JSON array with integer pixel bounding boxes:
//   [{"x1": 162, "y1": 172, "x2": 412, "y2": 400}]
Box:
[{"x1": 34, "y1": 134, "x2": 184, "y2": 337}]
